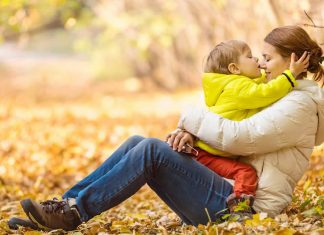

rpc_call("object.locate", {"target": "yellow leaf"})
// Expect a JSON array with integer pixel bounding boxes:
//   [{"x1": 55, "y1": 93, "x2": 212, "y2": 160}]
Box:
[
  {"x1": 245, "y1": 213, "x2": 276, "y2": 227},
  {"x1": 71, "y1": 232, "x2": 83, "y2": 235},
  {"x1": 303, "y1": 179, "x2": 312, "y2": 191},
  {"x1": 24, "y1": 231, "x2": 43, "y2": 235},
  {"x1": 127, "y1": 213, "x2": 148, "y2": 220},
  {"x1": 273, "y1": 228, "x2": 296, "y2": 235}
]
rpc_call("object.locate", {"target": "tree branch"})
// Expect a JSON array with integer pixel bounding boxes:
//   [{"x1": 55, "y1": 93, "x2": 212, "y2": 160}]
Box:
[
  {"x1": 303, "y1": 10, "x2": 324, "y2": 28},
  {"x1": 302, "y1": 24, "x2": 324, "y2": 29},
  {"x1": 304, "y1": 10, "x2": 316, "y2": 26}
]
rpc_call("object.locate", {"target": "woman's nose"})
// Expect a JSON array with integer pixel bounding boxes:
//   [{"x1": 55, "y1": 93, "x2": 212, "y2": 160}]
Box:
[{"x1": 259, "y1": 60, "x2": 266, "y2": 69}]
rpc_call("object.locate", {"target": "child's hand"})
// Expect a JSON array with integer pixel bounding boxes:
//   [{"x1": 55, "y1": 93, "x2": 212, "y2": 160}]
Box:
[{"x1": 290, "y1": 51, "x2": 310, "y2": 78}]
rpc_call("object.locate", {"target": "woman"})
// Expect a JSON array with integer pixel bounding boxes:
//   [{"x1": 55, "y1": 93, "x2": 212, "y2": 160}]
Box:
[
  {"x1": 17, "y1": 26, "x2": 324, "y2": 231},
  {"x1": 176, "y1": 25, "x2": 324, "y2": 217}
]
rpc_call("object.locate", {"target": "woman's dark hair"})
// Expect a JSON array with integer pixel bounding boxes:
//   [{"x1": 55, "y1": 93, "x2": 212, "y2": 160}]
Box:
[{"x1": 264, "y1": 26, "x2": 323, "y2": 83}]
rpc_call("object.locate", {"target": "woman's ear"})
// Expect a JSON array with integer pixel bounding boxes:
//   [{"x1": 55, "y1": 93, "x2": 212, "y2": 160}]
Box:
[{"x1": 228, "y1": 63, "x2": 241, "y2": 74}]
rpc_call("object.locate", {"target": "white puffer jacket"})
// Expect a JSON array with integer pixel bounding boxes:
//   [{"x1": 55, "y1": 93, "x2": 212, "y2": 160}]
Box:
[{"x1": 178, "y1": 80, "x2": 324, "y2": 217}]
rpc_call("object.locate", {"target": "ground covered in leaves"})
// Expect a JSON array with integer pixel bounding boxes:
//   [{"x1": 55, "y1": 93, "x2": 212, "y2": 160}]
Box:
[{"x1": 0, "y1": 81, "x2": 323, "y2": 235}]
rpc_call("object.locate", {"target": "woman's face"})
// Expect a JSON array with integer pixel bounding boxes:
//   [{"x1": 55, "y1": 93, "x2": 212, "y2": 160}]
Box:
[{"x1": 261, "y1": 42, "x2": 290, "y2": 80}]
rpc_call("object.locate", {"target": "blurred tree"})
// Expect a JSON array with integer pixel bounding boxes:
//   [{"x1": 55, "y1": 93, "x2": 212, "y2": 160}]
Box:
[
  {"x1": 0, "y1": 0, "x2": 322, "y2": 90},
  {"x1": 0, "y1": 0, "x2": 91, "y2": 41}
]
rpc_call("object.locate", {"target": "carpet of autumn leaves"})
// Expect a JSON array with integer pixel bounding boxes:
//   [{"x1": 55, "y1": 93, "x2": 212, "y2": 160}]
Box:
[{"x1": 0, "y1": 81, "x2": 323, "y2": 235}]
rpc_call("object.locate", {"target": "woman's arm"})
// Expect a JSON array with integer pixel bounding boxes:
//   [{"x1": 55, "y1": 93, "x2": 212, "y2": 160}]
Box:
[{"x1": 178, "y1": 91, "x2": 317, "y2": 156}]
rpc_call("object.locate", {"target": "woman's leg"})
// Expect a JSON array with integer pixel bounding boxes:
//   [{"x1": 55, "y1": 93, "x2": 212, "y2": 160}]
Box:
[
  {"x1": 21, "y1": 138, "x2": 233, "y2": 229},
  {"x1": 63, "y1": 135, "x2": 145, "y2": 199},
  {"x1": 74, "y1": 138, "x2": 233, "y2": 225}
]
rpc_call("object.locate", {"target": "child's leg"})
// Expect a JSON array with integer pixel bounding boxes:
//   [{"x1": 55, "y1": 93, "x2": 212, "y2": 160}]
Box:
[
  {"x1": 195, "y1": 149, "x2": 258, "y2": 197},
  {"x1": 196, "y1": 150, "x2": 257, "y2": 219}
]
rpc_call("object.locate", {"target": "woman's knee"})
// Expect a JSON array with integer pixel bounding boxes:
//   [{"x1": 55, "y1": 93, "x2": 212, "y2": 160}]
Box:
[
  {"x1": 138, "y1": 137, "x2": 174, "y2": 161},
  {"x1": 141, "y1": 137, "x2": 167, "y2": 149},
  {"x1": 126, "y1": 135, "x2": 145, "y2": 145}
]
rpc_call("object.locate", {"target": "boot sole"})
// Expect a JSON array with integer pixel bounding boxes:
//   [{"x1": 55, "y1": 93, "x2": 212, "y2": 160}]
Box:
[
  {"x1": 8, "y1": 217, "x2": 40, "y2": 230},
  {"x1": 20, "y1": 199, "x2": 50, "y2": 231}
]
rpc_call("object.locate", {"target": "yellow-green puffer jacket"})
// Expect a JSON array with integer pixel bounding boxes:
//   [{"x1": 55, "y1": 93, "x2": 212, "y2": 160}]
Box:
[{"x1": 195, "y1": 70, "x2": 296, "y2": 156}]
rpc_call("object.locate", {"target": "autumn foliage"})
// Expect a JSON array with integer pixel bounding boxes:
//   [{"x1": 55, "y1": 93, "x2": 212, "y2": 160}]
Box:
[{"x1": 0, "y1": 81, "x2": 322, "y2": 235}]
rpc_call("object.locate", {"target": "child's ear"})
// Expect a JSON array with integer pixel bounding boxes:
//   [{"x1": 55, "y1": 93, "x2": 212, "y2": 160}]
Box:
[{"x1": 228, "y1": 63, "x2": 241, "y2": 74}]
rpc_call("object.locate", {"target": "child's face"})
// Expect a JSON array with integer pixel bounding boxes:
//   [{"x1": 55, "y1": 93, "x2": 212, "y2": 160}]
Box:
[
  {"x1": 237, "y1": 48, "x2": 261, "y2": 78},
  {"x1": 261, "y1": 42, "x2": 290, "y2": 80}
]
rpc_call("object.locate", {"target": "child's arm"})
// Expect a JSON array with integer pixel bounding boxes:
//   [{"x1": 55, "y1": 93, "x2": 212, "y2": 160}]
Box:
[
  {"x1": 232, "y1": 52, "x2": 309, "y2": 110},
  {"x1": 232, "y1": 71, "x2": 295, "y2": 109},
  {"x1": 290, "y1": 52, "x2": 310, "y2": 78}
]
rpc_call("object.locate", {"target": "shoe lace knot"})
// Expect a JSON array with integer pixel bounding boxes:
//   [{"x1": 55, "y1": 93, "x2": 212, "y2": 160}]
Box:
[{"x1": 41, "y1": 198, "x2": 68, "y2": 214}]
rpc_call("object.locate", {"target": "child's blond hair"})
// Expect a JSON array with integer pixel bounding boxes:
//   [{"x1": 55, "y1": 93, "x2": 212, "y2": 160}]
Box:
[{"x1": 204, "y1": 40, "x2": 249, "y2": 74}]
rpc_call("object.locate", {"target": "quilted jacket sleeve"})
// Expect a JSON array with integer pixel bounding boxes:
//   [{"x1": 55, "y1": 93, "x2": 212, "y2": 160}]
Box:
[{"x1": 178, "y1": 91, "x2": 317, "y2": 156}]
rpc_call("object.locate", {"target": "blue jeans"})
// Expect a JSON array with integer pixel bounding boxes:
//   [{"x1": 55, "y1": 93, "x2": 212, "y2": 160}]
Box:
[{"x1": 62, "y1": 135, "x2": 233, "y2": 226}]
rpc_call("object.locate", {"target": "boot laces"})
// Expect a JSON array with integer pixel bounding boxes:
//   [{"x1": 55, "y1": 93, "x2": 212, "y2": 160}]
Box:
[{"x1": 41, "y1": 198, "x2": 68, "y2": 214}]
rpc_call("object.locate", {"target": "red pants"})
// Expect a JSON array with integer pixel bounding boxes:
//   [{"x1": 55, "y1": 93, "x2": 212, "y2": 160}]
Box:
[{"x1": 193, "y1": 148, "x2": 258, "y2": 197}]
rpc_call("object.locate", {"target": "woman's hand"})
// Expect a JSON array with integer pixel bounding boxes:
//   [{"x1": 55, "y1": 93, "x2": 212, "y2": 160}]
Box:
[{"x1": 166, "y1": 129, "x2": 195, "y2": 152}]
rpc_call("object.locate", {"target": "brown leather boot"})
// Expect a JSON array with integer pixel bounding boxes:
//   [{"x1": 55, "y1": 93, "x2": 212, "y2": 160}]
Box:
[
  {"x1": 8, "y1": 217, "x2": 40, "y2": 230},
  {"x1": 20, "y1": 198, "x2": 82, "y2": 231}
]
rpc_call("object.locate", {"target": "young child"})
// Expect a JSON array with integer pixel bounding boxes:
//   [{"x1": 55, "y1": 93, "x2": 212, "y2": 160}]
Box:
[{"x1": 180, "y1": 40, "x2": 309, "y2": 218}]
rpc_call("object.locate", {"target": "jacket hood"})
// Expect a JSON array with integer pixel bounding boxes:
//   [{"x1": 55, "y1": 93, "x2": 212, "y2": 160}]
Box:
[
  {"x1": 202, "y1": 73, "x2": 242, "y2": 107},
  {"x1": 295, "y1": 80, "x2": 324, "y2": 145}
]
